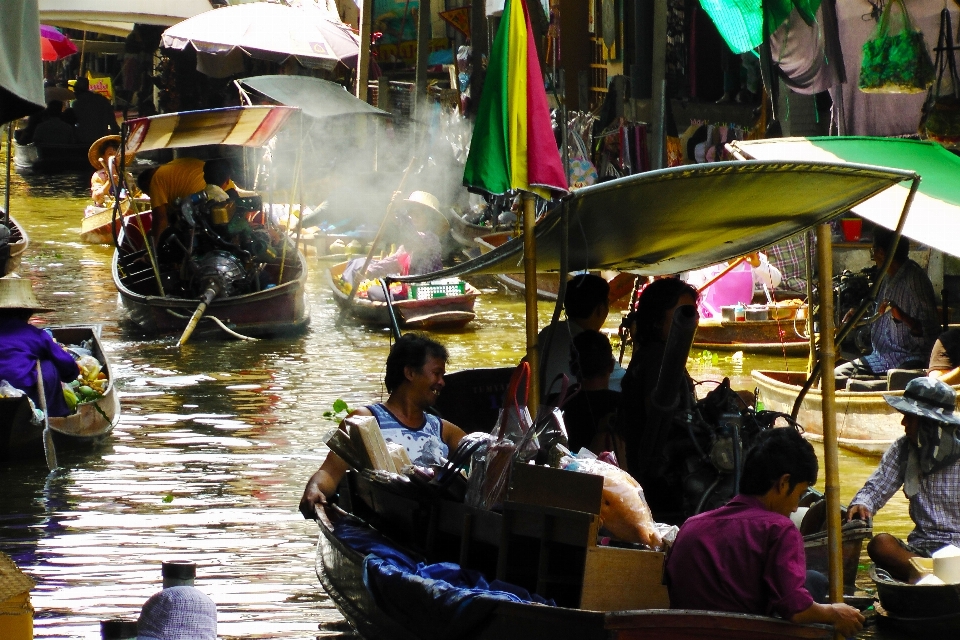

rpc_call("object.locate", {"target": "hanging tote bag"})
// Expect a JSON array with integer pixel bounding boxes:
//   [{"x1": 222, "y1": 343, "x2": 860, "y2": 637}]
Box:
[
  {"x1": 858, "y1": 0, "x2": 935, "y2": 94},
  {"x1": 921, "y1": 9, "x2": 960, "y2": 144}
]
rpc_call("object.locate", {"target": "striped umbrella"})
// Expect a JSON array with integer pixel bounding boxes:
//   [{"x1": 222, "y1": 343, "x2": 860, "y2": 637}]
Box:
[{"x1": 462, "y1": 0, "x2": 567, "y2": 199}]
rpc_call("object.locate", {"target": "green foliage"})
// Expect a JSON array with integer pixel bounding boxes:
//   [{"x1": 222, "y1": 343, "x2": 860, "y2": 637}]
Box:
[{"x1": 322, "y1": 398, "x2": 351, "y2": 422}]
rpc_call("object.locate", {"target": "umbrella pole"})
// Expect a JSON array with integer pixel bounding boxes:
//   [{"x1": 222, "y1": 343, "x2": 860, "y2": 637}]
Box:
[
  {"x1": 522, "y1": 192, "x2": 539, "y2": 416},
  {"x1": 815, "y1": 222, "x2": 844, "y2": 613}
]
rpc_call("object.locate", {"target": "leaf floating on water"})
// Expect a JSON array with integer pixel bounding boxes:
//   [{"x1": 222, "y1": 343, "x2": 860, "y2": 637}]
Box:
[{"x1": 162, "y1": 494, "x2": 175, "y2": 503}]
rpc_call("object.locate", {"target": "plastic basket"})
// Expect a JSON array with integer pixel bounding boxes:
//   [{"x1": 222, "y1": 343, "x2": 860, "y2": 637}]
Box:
[{"x1": 409, "y1": 279, "x2": 466, "y2": 300}]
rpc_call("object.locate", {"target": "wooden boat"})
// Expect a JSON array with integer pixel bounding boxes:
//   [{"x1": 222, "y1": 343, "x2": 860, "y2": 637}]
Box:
[
  {"x1": 694, "y1": 318, "x2": 810, "y2": 355},
  {"x1": 113, "y1": 241, "x2": 310, "y2": 338},
  {"x1": 80, "y1": 199, "x2": 151, "y2": 245},
  {"x1": 871, "y1": 565, "x2": 960, "y2": 636},
  {"x1": 0, "y1": 325, "x2": 119, "y2": 459},
  {"x1": 443, "y1": 208, "x2": 511, "y2": 249},
  {"x1": 327, "y1": 261, "x2": 480, "y2": 330},
  {"x1": 13, "y1": 139, "x2": 90, "y2": 174},
  {"x1": 2, "y1": 216, "x2": 28, "y2": 276},
  {"x1": 314, "y1": 494, "x2": 832, "y2": 640},
  {"x1": 750, "y1": 369, "x2": 955, "y2": 455}
]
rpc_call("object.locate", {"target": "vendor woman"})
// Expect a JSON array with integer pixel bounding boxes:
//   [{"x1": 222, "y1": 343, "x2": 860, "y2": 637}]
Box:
[
  {"x1": 299, "y1": 334, "x2": 466, "y2": 517},
  {"x1": 0, "y1": 278, "x2": 79, "y2": 417}
]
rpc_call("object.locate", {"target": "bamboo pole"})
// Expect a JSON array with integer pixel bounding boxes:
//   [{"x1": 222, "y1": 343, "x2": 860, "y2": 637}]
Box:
[
  {"x1": 815, "y1": 223, "x2": 844, "y2": 617},
  {"x1": 356, "y1": 0, "x2": 373, "y2": 102},
  {"x1": 695, "y1": 256, "x2": 747, "y2": 294},
  {"x1": 805, "y1": 231, "x2": 816, "y2": 375},
  {"x1": 4, "y1": 124, "x2": 11, "y2": 226},
  {"x1": 414, "y1": 0, "x2": 431, "y2": 121},
  {"x1": 522, "y1": 192, "x2": 539, "y2": 415}
]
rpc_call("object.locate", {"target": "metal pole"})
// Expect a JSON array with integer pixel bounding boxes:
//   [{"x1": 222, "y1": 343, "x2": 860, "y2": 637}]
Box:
[
  {"x1": 816, "y1": 222, "x2": 844, "y2": 613},
  {"x1": 522, "y1": 192, "x2": 540, "y2": 416},
  {"x1": 4, "y1": 124, "x2": 11, "y2": 226},
  {"x1": 414, "y1": 0, "x2": 431, "y2": 121},
  {"x1": 356, "y1": 0, "x2": 374, "y2": 102}
]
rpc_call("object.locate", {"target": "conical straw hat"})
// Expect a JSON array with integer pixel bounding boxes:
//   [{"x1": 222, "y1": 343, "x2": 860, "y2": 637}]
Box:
[
  {"x1": 0, "y1": 551, "x2": 35, "y2": 602},
  {"x1": 0, "y1": 277, "x2": 53, "y2": 313},
  {"x1": 87, "y1": 135, "x2": 134, "y2": 169}
]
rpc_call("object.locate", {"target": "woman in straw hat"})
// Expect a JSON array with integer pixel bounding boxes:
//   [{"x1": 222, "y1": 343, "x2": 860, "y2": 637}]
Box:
[
  {"x1": 87, "y1": 135, "x2": 140, "y2": 208},
  {"x1": 847, "y1": 376, "x2": 960, "y2": 582},
  {"x1": 0, "y1": 279, "x2": 79, "y2": 417}
]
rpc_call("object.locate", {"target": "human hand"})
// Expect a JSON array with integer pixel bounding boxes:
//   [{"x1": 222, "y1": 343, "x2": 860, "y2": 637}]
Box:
[
  {"x1": 298, "y1": 482, "x2": 327, "y2": 520},
  {"x1": 847, "y1": 504, "x2": 872, "y2": 522},
  {"x1": 745, "y1": 252, "x2": 761, "y2": 268},
  {"x1": 830, "y1": 603, "x2": 864, "y2": 637}
]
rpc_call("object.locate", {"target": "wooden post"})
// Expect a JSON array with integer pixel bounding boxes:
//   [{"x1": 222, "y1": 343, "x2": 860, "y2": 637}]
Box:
[
  {"x1": 415, "y1": 0, "x2": 432, "y2": 120},
  {"x1": 356, "y1": 0, "x2": 374, "y2": 102},
  {"x1": 522, "y1": 192, "x2": 540, "y2": 415},
  {"x1": 816, "y1": 223, "x2": 844, "y2": 614}
]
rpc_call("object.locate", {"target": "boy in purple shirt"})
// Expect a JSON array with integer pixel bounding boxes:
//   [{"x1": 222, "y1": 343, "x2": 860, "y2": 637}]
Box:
[{"x1": 665, "y1": 428, "x2": 864, "y2": 637}]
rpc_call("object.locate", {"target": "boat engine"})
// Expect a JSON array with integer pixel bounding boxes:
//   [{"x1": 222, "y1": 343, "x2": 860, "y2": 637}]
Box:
[
  {"x1": 189, "y1": 250, "x2": 250, "y2": 301},
  {"x1": 834, "y1": 266, "x2": 877, "y2": 356}
]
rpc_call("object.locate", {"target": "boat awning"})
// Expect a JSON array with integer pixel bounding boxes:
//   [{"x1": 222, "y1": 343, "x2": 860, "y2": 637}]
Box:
[
  {"x1": 730, "y1": 137, "x2": 960, "y2": 258},
  {"x1": 395, "y1": 160, "x2": 915, "y2": 282},
  {"x1": 124, "y1": 106, "x2": 298, "y2": 153},
  {"x1": 39, "y1": 0, "x2": 214, "y2": 36},
  {"x1": 239, "y1": 76, "x2": 389, "y2": 120},
  {"x1": 1, "y1": 0, "x2": 44, "y2": 124}
]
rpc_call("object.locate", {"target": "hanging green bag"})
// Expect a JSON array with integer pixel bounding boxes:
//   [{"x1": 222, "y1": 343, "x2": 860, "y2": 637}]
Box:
[{"x1": 858, "y1": 0, "x2": 935, "y2": 94}]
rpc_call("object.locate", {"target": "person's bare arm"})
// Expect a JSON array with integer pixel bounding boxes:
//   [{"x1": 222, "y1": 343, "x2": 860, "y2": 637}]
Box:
[
  {"x1": 441, "y1": 420, "x2": 467, "y2": 453},
  {"x1": 298, "y1": 407, "x2": 372, "y2": 519},
  {"x1": 930, "y1": 367, "x2": 960, "y2": 385},
  {"x1": 791, "y1": 602, "x2": 864, "y2": 637}
]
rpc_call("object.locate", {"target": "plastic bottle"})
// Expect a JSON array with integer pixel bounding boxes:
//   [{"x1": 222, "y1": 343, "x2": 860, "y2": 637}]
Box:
[{"x1": 734, "y1": 303, "x2": 746, "y2": 322}]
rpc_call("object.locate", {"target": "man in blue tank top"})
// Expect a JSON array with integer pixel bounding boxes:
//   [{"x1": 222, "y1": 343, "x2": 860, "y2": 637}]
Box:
[{"x1": 300, "y1": 334, "x2": 467, "y2": 517}]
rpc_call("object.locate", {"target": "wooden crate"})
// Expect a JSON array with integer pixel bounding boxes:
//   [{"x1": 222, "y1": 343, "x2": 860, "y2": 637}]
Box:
[{"x1": 580, "y1": 545, "x2": 670, "y2": 611}]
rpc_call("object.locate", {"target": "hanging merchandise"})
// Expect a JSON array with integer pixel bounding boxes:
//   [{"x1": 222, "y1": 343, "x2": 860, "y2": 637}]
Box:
[
  {"x1": 858, "y1": 0, "x2": 935, "y2": 94},
  {"x1": 566, "y1": 126, "x2": 598, "y2": 189},
  {"x1": 920, "y1": 9, "x2": 960, "y2": 145}
]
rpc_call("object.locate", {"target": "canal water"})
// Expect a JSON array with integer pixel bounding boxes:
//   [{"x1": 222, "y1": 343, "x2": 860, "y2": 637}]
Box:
[{"x1": 1, "y1": 161, "x2": 913, "y2": 639}]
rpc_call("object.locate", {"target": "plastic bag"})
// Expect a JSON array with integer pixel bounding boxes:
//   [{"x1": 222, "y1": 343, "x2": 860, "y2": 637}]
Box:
[
  {"x1": 561, "y1": 455, "x2": 663, "y2": 549},
  {"x1": 859, "y1": 0, "x2": 935, "y2": 94},
  {"x1": 465, "y1": 363, "x2": 537, "y2": 509},
  {"x1": 921, "y1": 10, "x2": 960, "y2": 144}
]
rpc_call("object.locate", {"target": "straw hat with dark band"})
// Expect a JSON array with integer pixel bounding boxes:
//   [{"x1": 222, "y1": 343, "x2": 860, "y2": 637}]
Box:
[
  {"x1": 87, "y1": 135, "x2": 133, "y2": 170},
  {"x1": 0, "y1": 278, "x2": 53, "y2": 313},
  {"x1": 402, "y1": 191, "x2": 449, "y2": 235}
]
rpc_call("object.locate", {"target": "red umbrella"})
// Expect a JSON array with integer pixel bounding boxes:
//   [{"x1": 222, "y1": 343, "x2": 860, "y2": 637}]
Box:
[{"x1": 40, "y1": 25, "x2": 78, "y2": 62}]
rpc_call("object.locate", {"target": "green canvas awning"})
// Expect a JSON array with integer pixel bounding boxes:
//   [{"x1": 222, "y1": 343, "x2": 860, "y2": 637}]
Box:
[
  {"x1": 239, "y1": 75, "x2": 390, "y2": 120},
  {"x1": 395, "y1": 160, "x2": 914, "y2": 282},
  {"x1": 698, "y1": 0, "x2": 819, "y2": 54},
  {"x1": 730, "y1": 137, "x2": 960, "y2": 258}
]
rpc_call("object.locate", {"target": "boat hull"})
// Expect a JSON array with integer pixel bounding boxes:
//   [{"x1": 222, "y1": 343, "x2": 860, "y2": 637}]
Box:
[
  {"x1": 113, "y1": 250, "x2": 310, "y2": 338},
  {"x1": 80, "y1": 203, "x2": 150, "y2": 245},
  {"x1": 327, "y1": 262, "x2": 479, "y2": 330},
  {"x1": 13, "y1": 139, "x2": 90, "y2": 174},
  {"x1": 694, "y1": 319, "x2": 810, "y2": 355},
  {"x1": 0, "y1": 325, "x2": 119, "y2": 459},
  {"x1": 751, "y1": 370, "x2": 924, "y2": 455}
]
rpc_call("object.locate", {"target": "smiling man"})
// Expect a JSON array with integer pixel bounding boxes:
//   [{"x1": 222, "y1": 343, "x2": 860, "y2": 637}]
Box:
[
  {"x1": 299, "y1": 333, "x2": 466, "y2": 517},
  {"x1": 665, "y1": 428, "x2": 864, "y2": 637}
]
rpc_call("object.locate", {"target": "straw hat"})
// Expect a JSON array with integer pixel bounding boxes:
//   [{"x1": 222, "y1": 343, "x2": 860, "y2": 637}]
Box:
[
  {"x1": 88, "y1": 135, "x2": 133, "y2": 170},
  {"x1": 884, "y1": 377, "x2": 960, "y2": 426},
  {"x1": 402, "y1": 191, "x2": 449, "y2": 235},
  {"x1": 0, "y1": 278, "x2": 53, "y2": 313}
]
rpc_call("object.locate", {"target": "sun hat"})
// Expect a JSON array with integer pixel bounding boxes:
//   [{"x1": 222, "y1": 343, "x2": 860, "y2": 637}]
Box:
[
  {"x1": 88, "y1": 135, "x2": 133, "y2": 170},
  {"x1": 0, "y1": 278, "x2": 53, "y2": 313},
  {"x1": 137, "y1": 586, "x2": 217, "y2": 640},
  {"x1": 884, "y1": 377, "x2": 960, "y2": 426},
  {"x1": 401, "y1": 191, "x2": 449, "y2": 235}
]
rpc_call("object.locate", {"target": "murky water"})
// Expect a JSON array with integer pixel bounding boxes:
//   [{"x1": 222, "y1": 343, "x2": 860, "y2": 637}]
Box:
[{"x1": 1, "y1": 153, "x2": 913, "y2": 638}]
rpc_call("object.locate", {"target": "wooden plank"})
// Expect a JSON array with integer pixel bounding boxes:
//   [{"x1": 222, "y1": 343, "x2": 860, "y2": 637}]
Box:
[
  {"x1": 580, "y1": 546, "x2": 669, "y2": 612},
  {"x1": 508, "y1": 463, "x2": 603, "y2": 515}
]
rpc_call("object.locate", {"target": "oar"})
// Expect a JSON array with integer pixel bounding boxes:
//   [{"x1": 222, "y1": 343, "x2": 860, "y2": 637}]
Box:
[
  {"x1": 695, "y1": 256, "x2": 747, "y2": 294},
  {"x1": 35, "y1": 361, "x2": 58, "y2": 471},
  {"x1": 177, "y1": 287, "x2": 218, "y2": 348}
]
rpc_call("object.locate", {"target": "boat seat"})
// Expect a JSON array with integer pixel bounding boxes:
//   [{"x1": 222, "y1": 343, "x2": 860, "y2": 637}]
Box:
[
  {"x1": 845, "y1": 377, "x2": 887, "y2": 392},
  {"x1": 886, "y1": 369, "x2": 925, "y2": 391}
]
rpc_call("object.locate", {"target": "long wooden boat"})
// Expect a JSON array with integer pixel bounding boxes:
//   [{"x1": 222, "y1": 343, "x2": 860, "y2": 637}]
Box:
[
  {"x1": 750, "y1": 369, "x2": 955, "y2": 455},
  {"x1": 2, "y1": 216, "x2": 28, "y2": 276},
  {"x1": 13, "y1": 139, "x2": 90, "y2": 174},
  {"x1": 0, "y1": 325, "x2": 119, "y2": 459},
  {"x1": 871, "y1": 565, "x2": 960, "y2": 635},
  {"x1": 113, "y1": 243, "x2": 310, "y2": 338},
  {"x1": 443, "y1": 209, "x2": 511, "y2": 249},
  {"x1": 314, "y1": 502, "x2": 832, "y2": 640},
  {"x1": 80, "y1": 199, "x2": 151, "y2": 245},
  {"x1": 694, "y1": 318, "x2": 810, "y2": 355},
  {"x1": 327, "y1": 261, "x2": 480, "y2": 330}
]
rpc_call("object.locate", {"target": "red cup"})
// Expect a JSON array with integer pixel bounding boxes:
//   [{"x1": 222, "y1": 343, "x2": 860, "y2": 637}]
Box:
[{"x1": 841, "y1": 218, "x2": 862, "y2": 242}]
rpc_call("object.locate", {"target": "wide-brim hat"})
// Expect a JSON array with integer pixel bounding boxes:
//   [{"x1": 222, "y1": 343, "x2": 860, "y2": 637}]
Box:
[
  {"x1": 402, "y1": 191, "x2": 449, "y2": 235},
  {"x1": 0, "y1": 278, "x2": 52, "y2": 313},
  {"x1": 88, "y1": 135, "x2": 133, "y2": 169},
  {"x1": 884, "y1": 377, "x2": 960, "y2": 426}
]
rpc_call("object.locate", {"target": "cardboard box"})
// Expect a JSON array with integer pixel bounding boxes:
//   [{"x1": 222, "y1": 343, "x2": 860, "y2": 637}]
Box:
[{"x1": 580, "y1": 545, "x2": 670, "y2": 611}]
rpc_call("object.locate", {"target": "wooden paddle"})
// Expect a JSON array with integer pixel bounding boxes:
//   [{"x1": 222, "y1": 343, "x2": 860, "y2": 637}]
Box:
[
  {"x1": 695, "y1": 256, "x2": 747, "y2": 294},
  {"x1": 35, "y1": 361, "x2": 58, "y2": 471}
]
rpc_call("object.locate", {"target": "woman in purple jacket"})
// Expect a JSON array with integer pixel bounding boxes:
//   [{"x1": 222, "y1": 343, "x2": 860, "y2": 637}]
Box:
[{"x1": 0, "y1": 279, "x2": 79, "y2": 417}]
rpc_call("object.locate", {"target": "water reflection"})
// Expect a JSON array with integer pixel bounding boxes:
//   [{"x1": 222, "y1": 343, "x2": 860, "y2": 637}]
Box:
[{"x1": 0, "y1": 158, "x2": 913, "y2": 639}]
